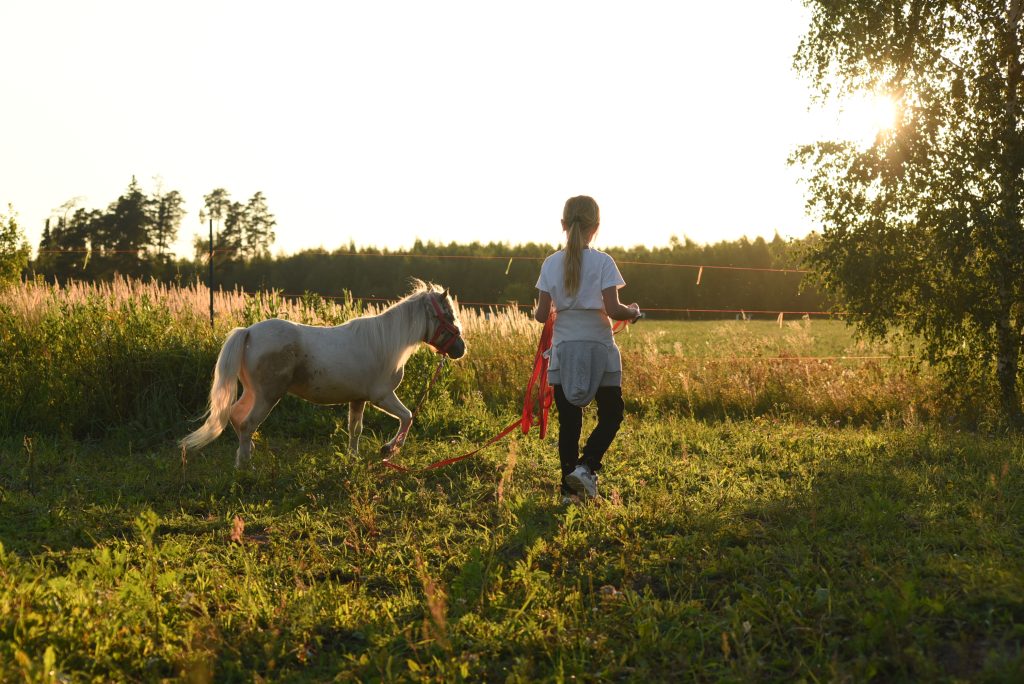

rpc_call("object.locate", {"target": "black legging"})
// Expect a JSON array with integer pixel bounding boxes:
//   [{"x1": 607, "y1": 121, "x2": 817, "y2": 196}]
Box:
[{"x1": 552, "y1": 384, "x2": 624, "y2": 494}]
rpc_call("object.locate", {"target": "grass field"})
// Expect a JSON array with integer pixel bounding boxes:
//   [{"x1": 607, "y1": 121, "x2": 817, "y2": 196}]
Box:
[
  {"x1": 1, "y1": 418, "x2": 1022, "y2": 681},
  {"x1": 1, "y1": 279, "x2": 1021, "y2": 681},
  {"x1": 624, "y1": 318, "x2": 864, "y2": 358}
]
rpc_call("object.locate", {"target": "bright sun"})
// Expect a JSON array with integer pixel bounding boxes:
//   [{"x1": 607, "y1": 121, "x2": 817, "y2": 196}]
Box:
[{"x1": 838, "y1": 93, "x2": 900, "y2": 142}]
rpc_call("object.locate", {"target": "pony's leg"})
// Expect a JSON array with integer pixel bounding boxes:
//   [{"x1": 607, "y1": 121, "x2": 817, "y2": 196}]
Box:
[
  {"x1": 372, "y1": 392, "x2": 413, "y2": 456},
  {"x1": 233, "y1": 394, "x2": 280, "y2": 469},
  {"x1": 230, "y1": 389, "x2": 256, "y2": 462},
  {"x1": 229, "y1": 362, "x2": 258, "y2": 468},
  {"x1": 347, "y1": 400, "x2": 366, "y2": 454}
]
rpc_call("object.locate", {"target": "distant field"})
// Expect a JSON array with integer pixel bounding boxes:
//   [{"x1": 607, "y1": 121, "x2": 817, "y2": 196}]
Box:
[{"x1": 615, "y1": 318, "x2": 877, "y2": 359}]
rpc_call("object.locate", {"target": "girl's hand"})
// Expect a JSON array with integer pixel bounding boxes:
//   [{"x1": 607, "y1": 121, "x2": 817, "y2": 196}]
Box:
[{"x1": 628, "y1": 303, "x2": 641, "y2": 321}]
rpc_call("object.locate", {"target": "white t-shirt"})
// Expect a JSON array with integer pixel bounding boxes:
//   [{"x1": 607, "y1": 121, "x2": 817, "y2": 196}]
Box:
[
  {"x1": 535, "y1": 248, "x2": 625, "y2": 312},
  {"x1": 536, "y1": 247, "x2": 626, "y2": 373}
]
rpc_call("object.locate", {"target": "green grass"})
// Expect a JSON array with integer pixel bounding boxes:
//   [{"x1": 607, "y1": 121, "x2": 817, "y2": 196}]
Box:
[
  {"x1": 2, "y1": 415, "x2": 1022, "y2": 681},
  {"x1": 1, "y1": 279, "x2": 1019, "y2": 680},
  {"x1": 621, "y1": 319, "x2": 868, "y2": 358}
]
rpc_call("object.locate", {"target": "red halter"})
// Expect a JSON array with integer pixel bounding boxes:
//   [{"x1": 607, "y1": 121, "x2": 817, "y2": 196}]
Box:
[{"x1": 424, "y1": 293, "x2": 462, "y2": 356}]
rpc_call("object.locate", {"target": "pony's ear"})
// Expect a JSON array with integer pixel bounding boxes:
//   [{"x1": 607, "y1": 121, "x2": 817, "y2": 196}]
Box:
[{"x1": 443, "y1": 287, "x2": 450, "y2": 299}]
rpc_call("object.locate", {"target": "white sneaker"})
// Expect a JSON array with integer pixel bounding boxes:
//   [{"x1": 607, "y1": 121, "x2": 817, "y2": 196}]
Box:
[{"x1": 565, "y1": 465, "x2": 598, "y2": 499}]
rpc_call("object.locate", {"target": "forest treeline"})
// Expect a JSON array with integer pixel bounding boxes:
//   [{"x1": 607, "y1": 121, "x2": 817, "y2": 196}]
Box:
[
  {"x1": 19, "y1": 177, "x2": 825, "y2": 317},
  {"x1": 33, "y1": 178, "x2": 276, "y2": 282},
  {"x1": 30, "y1": 234, "x2": 825, "y2": 319}
]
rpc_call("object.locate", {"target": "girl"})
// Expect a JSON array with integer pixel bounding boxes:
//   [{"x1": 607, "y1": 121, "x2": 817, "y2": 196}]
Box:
[{"x1": 534, "y1": 195, "x2": 640, "y2": 501}]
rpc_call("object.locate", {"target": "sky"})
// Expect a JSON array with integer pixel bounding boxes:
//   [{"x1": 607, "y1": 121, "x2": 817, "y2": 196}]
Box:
[{"x1": 0, "y1": 1, "x2": 886, "y2": 258}]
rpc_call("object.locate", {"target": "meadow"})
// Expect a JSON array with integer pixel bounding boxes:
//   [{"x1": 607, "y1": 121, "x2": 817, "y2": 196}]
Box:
[{"x1": 0, "y1": 279, "x2": 1022, "y2": 681}]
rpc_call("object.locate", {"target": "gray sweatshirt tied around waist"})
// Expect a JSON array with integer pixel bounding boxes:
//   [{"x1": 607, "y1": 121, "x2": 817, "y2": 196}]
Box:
[{"x1": 552, "y1": 340, "x2": 608, "y2": 407}]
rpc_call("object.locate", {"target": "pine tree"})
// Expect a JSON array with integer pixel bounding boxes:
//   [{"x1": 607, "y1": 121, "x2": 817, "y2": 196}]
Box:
[{"x1": 0, "y1": 204, "x2": 30, "y2": 284}]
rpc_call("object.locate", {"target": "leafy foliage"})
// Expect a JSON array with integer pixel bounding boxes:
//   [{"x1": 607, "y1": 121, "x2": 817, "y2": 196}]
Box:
[
  {"x1": 792, "y1": 0, "x2": 1024, "y2": 424},
  {"x1": 0, "y1": 204, "x2": 30, "y2": 284},
  {"x1": 152, "y1": 187, "x2": 186, "y2": 259},
  {"x1": 197, "y1": 188, "x2": 277, "y2": 263},
  {"x1": 34, "y1": 181, "x2": 278, "y2": 283}
]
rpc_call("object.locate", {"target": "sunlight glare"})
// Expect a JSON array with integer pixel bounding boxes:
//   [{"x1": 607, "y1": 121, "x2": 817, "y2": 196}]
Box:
[{"x1": 837, "y1": 92, "x2": 899, "y2": 143}]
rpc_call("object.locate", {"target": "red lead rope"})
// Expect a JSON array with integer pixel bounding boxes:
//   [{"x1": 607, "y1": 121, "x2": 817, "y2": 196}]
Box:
[
  {"x1": 381, "y1": 316, "x2": 555, "y2": 473},
  {"x1": 520, "y1": 315, "x2": 554, "y2": 438}
]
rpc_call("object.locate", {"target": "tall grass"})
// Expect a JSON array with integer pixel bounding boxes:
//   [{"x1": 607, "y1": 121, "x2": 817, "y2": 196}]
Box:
[
  {"x1": 0, "y1": 279, "x2": 364, "y2": 439},
  {"x1": 621, "y1": 320, "x2": 945, "y2": 426},
  {"x1": 0, "y1": 278, "x2": 955, "y2": 440}
]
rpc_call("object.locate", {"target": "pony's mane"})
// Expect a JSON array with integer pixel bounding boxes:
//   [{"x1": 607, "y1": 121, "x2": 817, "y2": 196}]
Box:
[
  {"x1": 386, "y1": 278, "x2": 444, "y2": 310},
  {"x1": 353, "y1": 279, "x2": 448, "y2": 370}
]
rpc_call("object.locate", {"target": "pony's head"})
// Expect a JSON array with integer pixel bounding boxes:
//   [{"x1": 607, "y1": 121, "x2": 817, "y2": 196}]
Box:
[
  {"x1": 424, "y1": 286, "x2": 466, "y2": 359},
  {"x1": 404, "y1": 279, "x2": 466, "y2": 359}
]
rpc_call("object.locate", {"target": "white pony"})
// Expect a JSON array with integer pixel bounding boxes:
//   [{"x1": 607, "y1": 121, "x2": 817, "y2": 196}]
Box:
[{"x1": 180, "y1": 280, "x2": 466, "y2": 468}]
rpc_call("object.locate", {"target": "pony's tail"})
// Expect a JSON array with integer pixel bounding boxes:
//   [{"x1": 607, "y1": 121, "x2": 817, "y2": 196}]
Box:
[{"x1": 180, "y1": 327, "x2": 249, "y2": 452}]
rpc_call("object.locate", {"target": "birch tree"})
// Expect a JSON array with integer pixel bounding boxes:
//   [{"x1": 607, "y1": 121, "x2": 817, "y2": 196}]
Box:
[{"x1": 793, "y1": 0, "x2": 1024, "y2": 424}]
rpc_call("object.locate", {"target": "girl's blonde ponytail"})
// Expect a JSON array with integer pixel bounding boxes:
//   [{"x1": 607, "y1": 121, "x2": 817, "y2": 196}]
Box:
[{"x1": 562, "y1": 196, "x2": 600, "y2": 297}]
